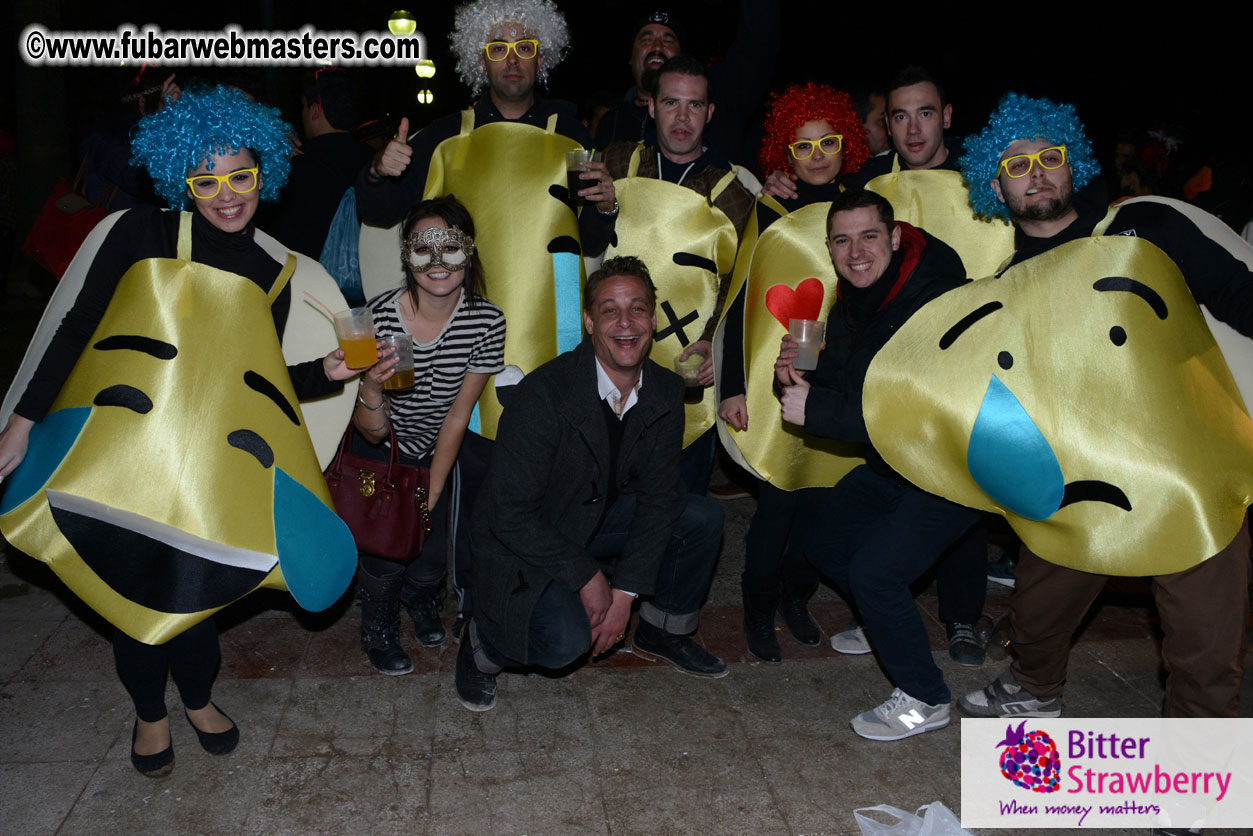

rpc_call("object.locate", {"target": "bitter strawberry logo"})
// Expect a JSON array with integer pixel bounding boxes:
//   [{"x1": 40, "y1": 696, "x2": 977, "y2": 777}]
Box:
[{"x1": 996, "y1": 721, "x2": 1061, "y2": 793}]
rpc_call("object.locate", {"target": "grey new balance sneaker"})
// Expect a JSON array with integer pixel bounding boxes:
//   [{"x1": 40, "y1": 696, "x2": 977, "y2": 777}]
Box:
[
  {"x1": 850, "y1": 688, "x2": 950, "y2": 741},
  {"x1": 959, "y1": 669, "x2": 1062, "y2": 718}
]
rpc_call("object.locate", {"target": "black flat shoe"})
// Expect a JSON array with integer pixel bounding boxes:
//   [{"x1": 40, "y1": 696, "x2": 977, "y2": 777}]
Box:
[
  {"x1": 131, "y1": 720, "x2": 174, "y2": 778},
  {"x1": 185, "y1": 703, "x2": 239, "y2": 755}
]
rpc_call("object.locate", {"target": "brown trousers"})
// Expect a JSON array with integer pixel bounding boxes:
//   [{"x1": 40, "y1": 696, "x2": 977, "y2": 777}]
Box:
[{"x1": 1009, "y1": 518, "x2": 1250, "y2": 717}]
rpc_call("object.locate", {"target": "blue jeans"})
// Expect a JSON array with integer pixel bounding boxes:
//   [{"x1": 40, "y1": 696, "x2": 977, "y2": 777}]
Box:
[
  {"x1": 805, "y1": 466, "x2": 978, "y2": 705},
  {"x1": 483, "y1": 492, "x2": 724, "y2": 669}
]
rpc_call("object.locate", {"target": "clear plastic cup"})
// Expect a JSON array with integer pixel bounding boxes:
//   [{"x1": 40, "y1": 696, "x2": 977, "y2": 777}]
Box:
[
  {"x1": 333, "y1": 308, "x2": 377, "y2": 369},
  {"x1": 788, "y1": 318, "x2": 825, "y2": 371},
  {"x1": 380, "y1": 334, "x2": 415, "y2": 391}
]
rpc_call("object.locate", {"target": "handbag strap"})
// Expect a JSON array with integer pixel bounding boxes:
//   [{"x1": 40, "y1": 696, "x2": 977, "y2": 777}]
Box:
[
  {"x1": 330, "y1": 418, "x2": 404, "y2": 485},
  {"x1": 71, "y1": 156, "x2": 90, "y2": 195},
  {"x1": 97, "y1": 184, "x2": 119, "y2": 213}
]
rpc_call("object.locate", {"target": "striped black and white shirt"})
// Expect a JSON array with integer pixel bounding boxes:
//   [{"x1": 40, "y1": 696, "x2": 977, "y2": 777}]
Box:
[{"x1": 369, "y1": 287, "x2": 506, "y2": 458}]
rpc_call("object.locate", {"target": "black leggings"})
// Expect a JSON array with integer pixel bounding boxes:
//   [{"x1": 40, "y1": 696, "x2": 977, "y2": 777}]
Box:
[{"x1": 112, "y1": 618, "x2": 220, "y2": 722}]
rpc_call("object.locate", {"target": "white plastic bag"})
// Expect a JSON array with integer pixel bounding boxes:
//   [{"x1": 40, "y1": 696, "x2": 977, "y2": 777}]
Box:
[{"x1": 854, "y1": 802, "x2": 973, "y2": 836}]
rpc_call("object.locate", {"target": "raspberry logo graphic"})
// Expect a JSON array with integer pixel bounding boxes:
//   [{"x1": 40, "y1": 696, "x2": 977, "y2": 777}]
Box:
[{"x1": 996, "y1": 720, "x2": 1061, "y2": 793}]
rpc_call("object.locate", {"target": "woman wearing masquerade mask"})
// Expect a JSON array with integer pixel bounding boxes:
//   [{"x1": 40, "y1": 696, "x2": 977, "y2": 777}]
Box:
[
  {"x1": 353, "y1": 196, "x2": 505, "y2": 675},
  {"x1": 0, "y1": 84, "x2": 358, "y2": 777},
  {"x1": 717, "y1": 83, "x2": 869, "y2": 663}
]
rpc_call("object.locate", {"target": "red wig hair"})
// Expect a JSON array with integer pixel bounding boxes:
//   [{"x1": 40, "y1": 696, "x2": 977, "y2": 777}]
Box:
[{"x1": 758, "y1": 83, "x2": 870, "y2": 178}]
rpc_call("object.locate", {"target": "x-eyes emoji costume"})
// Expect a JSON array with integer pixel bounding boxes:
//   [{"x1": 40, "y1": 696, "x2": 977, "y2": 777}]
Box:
[
  {"x1": 601, "y1": 144, "x2": 742, "y2": 448},
  {"x1": 1, "y1": 209, "x2": 357, "y2": 645},
  {"x1": 863, "y1": 197, "x2": 1253, "y2": 575}
]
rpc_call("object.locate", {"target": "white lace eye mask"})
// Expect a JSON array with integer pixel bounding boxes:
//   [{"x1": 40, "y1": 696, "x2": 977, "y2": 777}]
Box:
[{"x1": 401, "y1": 225, "x2": 476, "y2": 273}]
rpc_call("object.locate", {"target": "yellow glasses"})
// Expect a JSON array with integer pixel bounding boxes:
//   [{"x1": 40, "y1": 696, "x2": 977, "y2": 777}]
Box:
[
  {"x1": 185, "y1": 168, "x2": 259, "y2": 199},
  {"x1": 789, "y1": 134, "x2": 843, "y2": 160},
  {"x1": 998, "y1": 146, "x2": 1067, "y2": 178},
  {"x1": 484, "y1": 39, "x2": 539, "y2": 61}
]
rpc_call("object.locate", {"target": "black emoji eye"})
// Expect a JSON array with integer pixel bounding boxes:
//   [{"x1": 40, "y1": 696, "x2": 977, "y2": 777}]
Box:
[
  {"x1": 94, "y1": 385, "x2": 153, "y2": 413},
  {"x1": 1109, "y1": 326, "x2": 1127, "y2": 346},
  {"x1": 998, "y1": 351, "x2": 1013, "y2": 370},
  {"x1": 547, "y1": 235, "x2": 579, "y2": 255},
  {"x1": 244, "y1": 371, "x2": 299, "y2": 426},
  {"x1": 673, "y1": 252, "x2": 718, "y2": 274},
  {"x1": 227, "y1": 430, "x2": 274, "y2": 469}
]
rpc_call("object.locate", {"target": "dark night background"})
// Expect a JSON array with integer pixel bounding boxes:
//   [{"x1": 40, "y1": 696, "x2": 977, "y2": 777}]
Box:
[{"x1": 2, "y1": 0, "x2": 1241, "y2": 238}]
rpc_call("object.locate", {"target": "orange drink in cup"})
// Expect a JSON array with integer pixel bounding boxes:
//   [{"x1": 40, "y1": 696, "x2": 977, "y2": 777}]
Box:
[
  {"x1": 380, "y1": 335, "x2": 415, "y2": 391},
  {"x1": 332, "y1": 308, "x2": 377, "y2": 369}
]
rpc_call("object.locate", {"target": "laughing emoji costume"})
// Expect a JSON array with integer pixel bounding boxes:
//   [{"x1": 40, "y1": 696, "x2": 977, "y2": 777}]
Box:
[{"x1": 0, "y1": 87, "x2": 356, "y2": 650}]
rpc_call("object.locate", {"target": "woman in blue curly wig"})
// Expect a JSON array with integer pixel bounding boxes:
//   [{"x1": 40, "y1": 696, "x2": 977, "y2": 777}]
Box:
[
  {"x1": 0, "y1": 84, "x2": 361, "y2": 778},
  {"x1": 959, "y1": 92, "x2": 1099, "y2": 222}
]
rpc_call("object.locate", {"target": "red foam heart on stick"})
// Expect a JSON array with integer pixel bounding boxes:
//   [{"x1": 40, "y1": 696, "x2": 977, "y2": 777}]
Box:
[{"x1": 765, "y1": 278, "x2": 825, "y2": 330}]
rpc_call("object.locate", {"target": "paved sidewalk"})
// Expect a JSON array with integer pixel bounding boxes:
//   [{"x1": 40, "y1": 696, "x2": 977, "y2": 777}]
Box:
[{"x1": 2, "y1": 498, "x2": 1250, "y2": 836}]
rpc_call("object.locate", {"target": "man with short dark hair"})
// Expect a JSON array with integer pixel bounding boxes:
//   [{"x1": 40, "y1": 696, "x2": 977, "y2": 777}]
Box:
[
  {"x1": 851, "y1": 67, "x2": 957, "y2": 185},
  {"x1": 775, "y1": 189, "x2": 975, "y2": 740},
  {"x1": 456, "y1": 256, "x2": 728, "y2": 712},
  {"x1": 766, "y1": 67, "x2": 1001, "y2": 666},
  {"x1": 593, "y1": 2, "x2": 778, "y2": 165},
  {"x1": 858, "y1": 88, "x2": 891, "y2": 158},
  {"x1": 269, "y1": 68, "x2": 370, "y2": 259},
  {"x1": 581, "y1": 54, "x2": 755, "y2": 495}
]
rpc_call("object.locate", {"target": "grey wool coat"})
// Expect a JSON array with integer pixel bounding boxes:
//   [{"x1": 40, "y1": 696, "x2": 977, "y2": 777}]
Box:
[{"x1": 469, "y1": 341, "x2": 687, "y2": 663}]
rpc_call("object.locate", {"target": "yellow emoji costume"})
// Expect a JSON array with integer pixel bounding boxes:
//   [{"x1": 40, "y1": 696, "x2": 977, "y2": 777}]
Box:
[
  {"x1": 715, "y1": 196, "x2": 864, "y2": 489},
  {"x1": 863, "y1": 205, "x2": 1253, "y2": 575},
  {"x1": 1, "y1": 210, "x2": 357, "y2": 644},
  {"x1": 602, "y1": 145, "x2": 740, "y2": 448},
  {"x1": 865, "y1": 159, "x2": 1015, "y2": 279},
  {"x1": 356, "y1": 109, "x2": 586, "y2": 441}
]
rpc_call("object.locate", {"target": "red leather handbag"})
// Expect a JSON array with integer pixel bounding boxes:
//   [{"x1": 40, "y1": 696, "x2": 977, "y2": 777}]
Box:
[
  {"x1": 324, "y1": 426, "x2": 431, "y2": 562},
  {"x1": 23, "y1": 159, "x2": 118, "y2": 279}
]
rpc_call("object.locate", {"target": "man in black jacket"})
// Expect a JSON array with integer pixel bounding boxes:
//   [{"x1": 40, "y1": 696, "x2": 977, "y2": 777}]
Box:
[
  {"x1": 269, "y1": 69, "x2": 371, "y2": 259},
  {"x1": 455, "y1": 257, "x2": 727, "y2": 712},
  {"x1": 775, "y1": 189, "x2": 975, "y2": 741}
]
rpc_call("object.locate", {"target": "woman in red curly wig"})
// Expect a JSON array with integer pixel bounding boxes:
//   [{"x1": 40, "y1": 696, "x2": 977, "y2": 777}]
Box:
[
  {"x1": 718, "y1": 83, "x2": 870, "y2": 665},
  {"x1": 758, "y1": 83, "x2": 870, "y2": 204}
]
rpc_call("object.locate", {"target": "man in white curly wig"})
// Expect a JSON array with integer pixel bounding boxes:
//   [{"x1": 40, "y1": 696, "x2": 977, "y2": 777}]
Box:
[{"x1": 354, "y1": 0, "x2": 596, "y2": 644}]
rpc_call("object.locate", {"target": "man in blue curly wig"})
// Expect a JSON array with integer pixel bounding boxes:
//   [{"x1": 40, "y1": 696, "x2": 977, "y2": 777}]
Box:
[{"x1": 957, "y1": 93, "x2": 1253, "y2": 731}]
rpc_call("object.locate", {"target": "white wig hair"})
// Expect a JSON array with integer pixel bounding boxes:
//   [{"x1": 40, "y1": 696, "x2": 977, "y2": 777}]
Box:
[{"x1": 450, "y1": 0, "x2": 571, "y2": 95}]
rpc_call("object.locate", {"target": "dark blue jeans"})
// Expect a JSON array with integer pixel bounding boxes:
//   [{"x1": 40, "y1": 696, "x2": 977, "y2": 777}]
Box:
[
  {"x1": 805, "y1": 466, "x2": 979, "y2": 705},
  {"x1": 678, "y1": 427, "x2": 717, "y2": 496},
  {"x1": 484, "y1": 492, "x2": 724, "y2": 670}
]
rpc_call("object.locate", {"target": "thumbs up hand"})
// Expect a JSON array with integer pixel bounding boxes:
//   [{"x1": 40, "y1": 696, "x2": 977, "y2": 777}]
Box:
[{"x1": 371, "y1": 116, "x2": 413, "y2": 178}]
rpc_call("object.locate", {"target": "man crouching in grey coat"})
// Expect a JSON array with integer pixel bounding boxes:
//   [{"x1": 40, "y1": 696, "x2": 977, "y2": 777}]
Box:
[{"x1": 456, "y1": 255, "x2": 727, "y2": 711}]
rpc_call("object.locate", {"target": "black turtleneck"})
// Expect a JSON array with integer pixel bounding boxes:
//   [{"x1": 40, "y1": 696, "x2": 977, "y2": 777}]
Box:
[
  {"x1": 17, "y1": 205, "x2": 338, "y2": 421},
  {"x1": 1004, "y1": 192, "x2": 1253, "y2": 339},
  {"x1": 774, "y1": 178, "x2": 842, "y2": 215}
]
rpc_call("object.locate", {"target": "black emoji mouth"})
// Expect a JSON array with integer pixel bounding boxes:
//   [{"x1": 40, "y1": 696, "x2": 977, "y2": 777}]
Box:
[
  {"x1": 1059, "y1": 480, "x2": 1132, "y2": 512},
  {"x1": 48, "y1": 490, "x2": 277, "y2": 613}
]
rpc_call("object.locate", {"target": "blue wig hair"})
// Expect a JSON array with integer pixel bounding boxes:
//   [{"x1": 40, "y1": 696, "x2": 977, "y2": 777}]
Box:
[
  {"x1": 130, "y1": 84, "x2": 293, "y2": 210},
  {"x1": 960, "y1": 93, "x2": 1099, "y2": 221}
]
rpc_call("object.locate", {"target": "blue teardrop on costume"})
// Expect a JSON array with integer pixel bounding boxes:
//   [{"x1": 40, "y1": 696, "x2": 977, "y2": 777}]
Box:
[
  {"x1": 553, "y1": 250, "x2": 582, "y2": 354},
  {"x1": 0, "y1": 407, "x2": 90, "y2": 515},
  {"x1": 272, "y1": 467, "x2": 356, "y2": 611},
  {"x1": 966, "y1": 375, "x2": 1064, "y2": 521}
]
